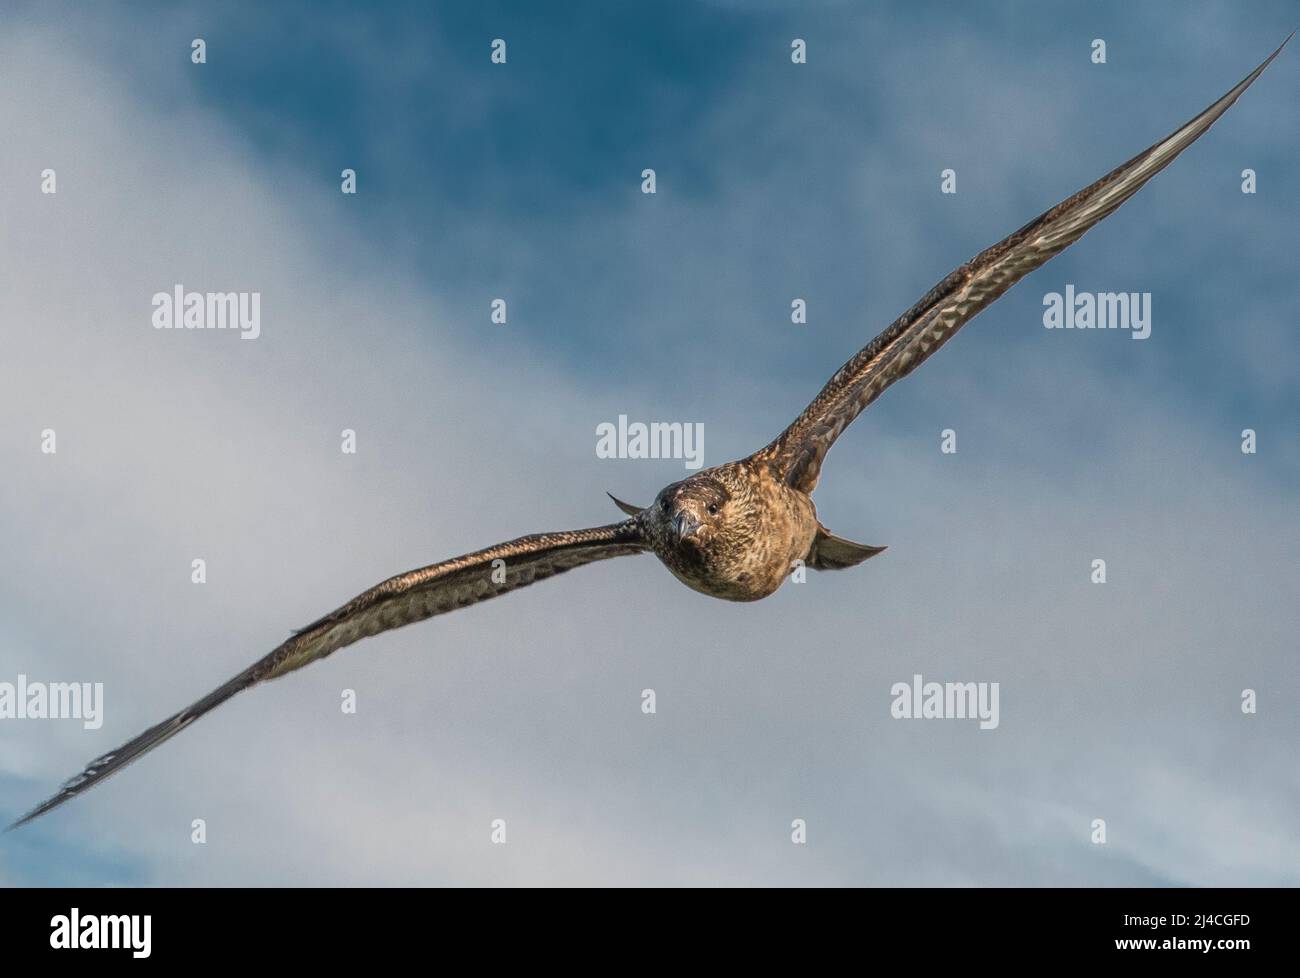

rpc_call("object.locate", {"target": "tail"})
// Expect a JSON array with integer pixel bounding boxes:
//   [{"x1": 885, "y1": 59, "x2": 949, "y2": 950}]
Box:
[{"x1": 806, "y1": 525, "x2": 887, "y2": 570}]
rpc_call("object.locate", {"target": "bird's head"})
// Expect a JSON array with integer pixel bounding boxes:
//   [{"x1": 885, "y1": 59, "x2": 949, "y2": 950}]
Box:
[{"x1": 649, "y1": 475, "x2": 732, "y2": 548}]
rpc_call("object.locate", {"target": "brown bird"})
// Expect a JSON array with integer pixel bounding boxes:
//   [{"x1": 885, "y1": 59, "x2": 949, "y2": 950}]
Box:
[{"x1": 12, "y1": 38, "x2": 1288, "y2": 828}]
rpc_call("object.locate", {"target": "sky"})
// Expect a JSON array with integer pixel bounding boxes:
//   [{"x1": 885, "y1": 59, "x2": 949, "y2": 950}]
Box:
[{"x1": 0, "y1": 0, "x2": 1296, "y2": 886}]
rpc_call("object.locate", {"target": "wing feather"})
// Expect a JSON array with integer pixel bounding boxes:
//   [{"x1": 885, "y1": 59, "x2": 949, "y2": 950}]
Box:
[
  {"x1": 757, "y1": 38, "x2": 1289, "y2": 493},
  {"x1": 10, "y1": 521, "x2": 646, "y2": 828}
]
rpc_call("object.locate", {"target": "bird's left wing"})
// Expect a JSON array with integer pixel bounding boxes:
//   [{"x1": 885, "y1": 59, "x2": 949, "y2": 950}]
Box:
[
  {"x1": 756, "y1": 37, "x2": 1289, "y2": 493},
  {"x1": 11, "y1": 520, "x2": 646, "y2": 828}
]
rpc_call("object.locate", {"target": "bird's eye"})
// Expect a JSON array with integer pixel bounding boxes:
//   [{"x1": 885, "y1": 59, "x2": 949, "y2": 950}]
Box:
[
  {"x1": 707, "y1": 503, "x2": 719, "y2": 515},
  {"x1": 660, "y1": 498, "x2": 670, "y2": 512}
]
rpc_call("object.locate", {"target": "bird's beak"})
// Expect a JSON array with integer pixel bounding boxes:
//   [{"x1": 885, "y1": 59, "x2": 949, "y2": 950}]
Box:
[{"x1": 671, "y1": 511, "x2": 701, "y2": 542}]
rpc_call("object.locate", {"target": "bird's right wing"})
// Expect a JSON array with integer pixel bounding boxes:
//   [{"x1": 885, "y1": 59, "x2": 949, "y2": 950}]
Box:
[
  {"x1": 12, "y1": 520, "x2": 647, "y2": 828},
  {"x1": 756, "y1": 37, "x2": 1290, "y2": 494}
]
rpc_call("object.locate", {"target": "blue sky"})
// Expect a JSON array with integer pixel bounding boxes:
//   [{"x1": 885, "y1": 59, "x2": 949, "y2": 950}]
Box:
[{"x1": 1, "y1": 1, "x2": 1296, "y2": 885}]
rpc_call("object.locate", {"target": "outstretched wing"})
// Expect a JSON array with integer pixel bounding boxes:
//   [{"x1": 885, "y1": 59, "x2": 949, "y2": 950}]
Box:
[
  {"x1": 757, "y1": 38, "x2": 1289, "y2": 493},
  {"x1": 11, "y1": 520, "x2": 646, "y2": 828}
]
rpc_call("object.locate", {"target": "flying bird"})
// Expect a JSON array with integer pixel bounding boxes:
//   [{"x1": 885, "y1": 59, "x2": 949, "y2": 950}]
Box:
[{"x1": 12, "y1": 38, "x2": 1289, "y2": 828}]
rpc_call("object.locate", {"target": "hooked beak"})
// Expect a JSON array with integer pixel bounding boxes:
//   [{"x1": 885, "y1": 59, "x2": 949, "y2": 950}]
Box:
[{"x1": 671, "y1": 511, "x2": 701, "y2": 542}]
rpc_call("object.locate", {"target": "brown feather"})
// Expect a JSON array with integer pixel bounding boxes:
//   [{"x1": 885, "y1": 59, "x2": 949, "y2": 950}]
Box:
[
  {"x1": 10, "y1": 522, "x2": 645, "y2": 828},
  {"x1": 756, "y1": 38, "x2": 1290, "y2": 493}
]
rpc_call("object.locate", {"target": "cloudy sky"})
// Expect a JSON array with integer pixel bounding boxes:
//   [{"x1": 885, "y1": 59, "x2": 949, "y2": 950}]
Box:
[{"x1": 1, "y1": 0, "x2": 1296, "y2": 886}]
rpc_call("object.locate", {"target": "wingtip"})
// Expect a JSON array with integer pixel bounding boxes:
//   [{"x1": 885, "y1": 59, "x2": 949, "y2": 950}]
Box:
[
  {"x1": 7, "y1": 804, "x2": 47, "y2": 832},
  {"x1": 1226, "y1": 34, "x2": 1292, "y2": 98},
  {"x1": 1255, "y1": 31, "x2": 1294, "y2": 72},
  {"x1": 1221, "y1": 33, "x2": 1294, "y2": 101}
]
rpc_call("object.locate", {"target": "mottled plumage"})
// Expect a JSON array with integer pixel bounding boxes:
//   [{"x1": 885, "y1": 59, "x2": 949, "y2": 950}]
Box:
[
  {"x1": 12, "y1": 39, "x2": 1286, "y2": 828},
  {"x1": 757, "y1": 38, "x2": 1288, "y2": 494}
]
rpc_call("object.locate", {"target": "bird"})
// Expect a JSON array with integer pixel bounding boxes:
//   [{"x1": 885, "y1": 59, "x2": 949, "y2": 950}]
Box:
[{"x1": 11, "y1": 37, "x2": 1289, "y2": 829}]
